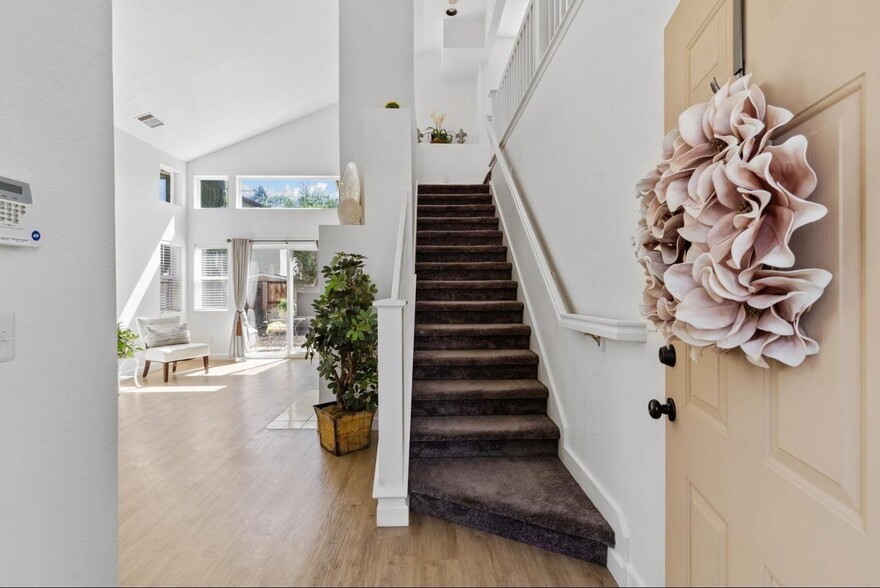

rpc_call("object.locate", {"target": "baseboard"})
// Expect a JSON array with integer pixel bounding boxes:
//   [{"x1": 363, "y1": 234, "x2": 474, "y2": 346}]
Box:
[
  {"x1": 607, "y1": 548, "x2": 649, "y2": 587},
  {"x1": 558, "y1": 445, "x2": 629, "y2": 560}
]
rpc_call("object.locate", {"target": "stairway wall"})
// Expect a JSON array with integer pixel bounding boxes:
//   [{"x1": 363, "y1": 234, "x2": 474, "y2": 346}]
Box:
[{"x1": 494, "y1": 1, "x2": 679, "y2": 585}]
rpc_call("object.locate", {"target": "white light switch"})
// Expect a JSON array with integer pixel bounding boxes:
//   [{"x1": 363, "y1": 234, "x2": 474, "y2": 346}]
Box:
[{"x1": 0, "y1": 311, "x2": 14, "y2": 362}]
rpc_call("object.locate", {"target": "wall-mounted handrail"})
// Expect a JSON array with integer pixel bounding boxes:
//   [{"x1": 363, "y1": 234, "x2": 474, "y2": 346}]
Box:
[{"x1": 485, "y1": 119, "x2": 646, "y2": 342}]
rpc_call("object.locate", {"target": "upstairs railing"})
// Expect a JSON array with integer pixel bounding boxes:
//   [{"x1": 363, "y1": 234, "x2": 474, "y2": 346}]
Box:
[
  {"x1": 372, "y1": 189, "x2": 416, "y2": 527},
  {"x1": 491, "y1": 0, "x2": 578, "y2": 141}
]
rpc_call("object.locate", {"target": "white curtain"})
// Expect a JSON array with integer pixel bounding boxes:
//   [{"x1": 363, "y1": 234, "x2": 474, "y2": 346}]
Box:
[{"x1": 229, "y1": 238, "x2": 253, "y2": 361}]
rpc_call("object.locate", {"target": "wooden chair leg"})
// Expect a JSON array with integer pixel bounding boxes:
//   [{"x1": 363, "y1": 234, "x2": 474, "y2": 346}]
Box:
[
  {"x1": 203, "y1": 355, "x2": 209, "y2": 374},
  {"x1": 173, "y1": 361, "x2": 177, "y2": 373},
  {"x1": 142, "y1": 360, "x2": 151, "y2": 378},
  {"x1": 163, "y1": 363, "x2": 169, "y2": 383}
]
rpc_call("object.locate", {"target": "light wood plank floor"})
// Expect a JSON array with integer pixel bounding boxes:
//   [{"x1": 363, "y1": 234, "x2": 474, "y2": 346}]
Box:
[{"x1": 119, "y1": 358, "x2": 616, "y2": 587}]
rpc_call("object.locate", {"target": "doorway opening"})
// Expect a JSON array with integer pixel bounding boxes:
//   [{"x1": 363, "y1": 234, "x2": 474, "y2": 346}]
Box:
[{"x1": 246, "y1": 242, "x2": 319, "y2": 358}]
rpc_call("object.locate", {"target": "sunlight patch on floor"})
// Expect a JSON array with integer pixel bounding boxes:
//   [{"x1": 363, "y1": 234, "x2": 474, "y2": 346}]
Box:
[
  {"x1": 184, "y1": 358, "x2": 288, "y2": 377},
  {"x1": 267, "y1": 388, "x2": 319, "y2": 430},
  {"x1": 119, "y1": 384, "x2": 227, "y2": 394}
]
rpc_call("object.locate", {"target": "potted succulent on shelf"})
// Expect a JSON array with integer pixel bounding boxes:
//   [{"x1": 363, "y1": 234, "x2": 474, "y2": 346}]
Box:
[
  {"x1": 304, "y1": 252, "x2": 379, "y2": 456},
  {"x1": 425, "y1": 110, "x2": 453, "y2": 143}
]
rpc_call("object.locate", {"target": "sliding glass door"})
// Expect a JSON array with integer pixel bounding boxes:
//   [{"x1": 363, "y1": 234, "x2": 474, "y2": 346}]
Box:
[{"x1": 246, "y1": 242, "x2": 318, "y2": 358}]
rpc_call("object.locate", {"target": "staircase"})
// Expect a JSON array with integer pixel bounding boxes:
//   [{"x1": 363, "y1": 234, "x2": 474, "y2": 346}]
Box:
[{"x1": 409, "y1": 183, "x2": 615, "y2": 565}]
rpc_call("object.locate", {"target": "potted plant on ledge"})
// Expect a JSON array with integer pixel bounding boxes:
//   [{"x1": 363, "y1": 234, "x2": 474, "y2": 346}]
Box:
[
  {"x1": 304, "y1": 252, "x2": 379, "y2": 456},
  {"x1": 425, "y1": 110, "x2": 453, "y2": 143}
]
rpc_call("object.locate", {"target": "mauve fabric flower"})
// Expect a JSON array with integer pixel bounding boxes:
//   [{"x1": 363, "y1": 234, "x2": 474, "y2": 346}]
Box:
[{"x1": 665, "y1": 259, "x2": 831, "y2": 367}]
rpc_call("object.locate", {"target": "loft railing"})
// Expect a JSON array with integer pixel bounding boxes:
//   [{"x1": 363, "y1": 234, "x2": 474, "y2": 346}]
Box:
[
  {"x1": 372, "y1": 189, "x2": 416, "y2": 526},
  {"x1": 491, "y1": 0, "x2": 579, "y2": 142}
]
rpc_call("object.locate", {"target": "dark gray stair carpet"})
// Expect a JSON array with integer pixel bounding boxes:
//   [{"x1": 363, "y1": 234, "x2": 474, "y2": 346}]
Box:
[
  {"x1": 415, "y1": 279, "x2": 517, "y2": 301},
  {"x1": 416, "y1": 245, "x2": 508, "y2": 263},
  {"x1": 409, "y1": 183, "x2": 614, "y2": 565}
]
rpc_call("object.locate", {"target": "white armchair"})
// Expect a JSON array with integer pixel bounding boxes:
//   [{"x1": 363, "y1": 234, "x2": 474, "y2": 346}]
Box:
[{"x1": 135, "y1": 316, "x2": 211, "y2": 383}]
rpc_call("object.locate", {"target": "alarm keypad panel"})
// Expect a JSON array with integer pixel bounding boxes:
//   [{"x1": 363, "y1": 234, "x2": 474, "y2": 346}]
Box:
[{"x1": 0, "y1": 176, "x2": 42, "y2": 248}]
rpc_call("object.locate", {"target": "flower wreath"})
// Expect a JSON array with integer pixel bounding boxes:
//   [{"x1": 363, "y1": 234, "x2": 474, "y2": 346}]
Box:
[{"x1": 635, "y1": 75, "x2": 832, "y2": 368}]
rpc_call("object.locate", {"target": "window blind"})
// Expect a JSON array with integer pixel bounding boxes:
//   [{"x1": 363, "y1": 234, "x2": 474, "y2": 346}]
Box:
[
  {"x1": 198, "y1": 247, "x2": 229, "y2": 310},
  {"x1": 159, "y1": 244, "x2": 182, "y2": 313}
]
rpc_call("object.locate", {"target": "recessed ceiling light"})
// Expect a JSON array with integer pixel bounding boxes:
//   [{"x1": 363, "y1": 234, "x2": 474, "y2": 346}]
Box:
[
  {"x1": 136, "y1": 113, "x2": 165, "y2": 129},
  {"x1": 448, "y1": 0, "x2": 458, "y2": 4},
  {"x1": 446, "y1": 8, "x2": 458, "y2": 16}
]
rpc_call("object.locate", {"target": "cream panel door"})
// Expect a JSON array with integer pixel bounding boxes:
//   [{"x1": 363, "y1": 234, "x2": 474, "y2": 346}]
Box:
[{"x1": 664, "y1": 1, "x2": 880, "y2": 585}]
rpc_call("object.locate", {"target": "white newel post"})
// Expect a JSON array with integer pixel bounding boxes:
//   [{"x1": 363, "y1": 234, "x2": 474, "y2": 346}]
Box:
[{"x1": 372, "y1": 298, "x2": 409, "y2": 526}]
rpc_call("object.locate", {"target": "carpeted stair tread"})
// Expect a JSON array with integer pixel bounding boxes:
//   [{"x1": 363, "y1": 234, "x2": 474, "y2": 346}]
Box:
[
  {"x1": 416, "y1": 300, "x2": 523, "y2": 311},
  {"x1": 415, "y1": 262, "x2": 512, "y2": 280},
  {"x1": 418, "y1": 194, "x2": 493, "y2": 205},
  {"x1": 416, "y1": 279, "x2": 515, "y2": 290},
  {"x1": 417, "y1": 217, "x2": 500, "y2": 231},
  {"x1": 409, "y1": 457, "x2": 615, "y2": 548},
  {"x1": 411, "y1": 415, "x2": 559, "y2": 442},
  {"x1": 419, "y1": 184, "x2": 491, "y2": 194},
  {"x1": 416, "y1": 230, "x2": 503, "y2": 245},
  {"x1": 414, "y1": 323, "x2": 530, "y2": 338},
  {"x1": 412, "y1": 379, "x2": 548, "y2": 400},
  {"x1": 414, "y1": 349, "x2": 538, "y2": 366},
  {"x1": 417, "y1": 204, "x2": 496, "y2": 217}
]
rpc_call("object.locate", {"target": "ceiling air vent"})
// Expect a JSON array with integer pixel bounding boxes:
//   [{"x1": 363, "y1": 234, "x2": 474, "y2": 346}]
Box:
[{"x1": 136, "y1": 113, "x2": 165, "y2": 129}]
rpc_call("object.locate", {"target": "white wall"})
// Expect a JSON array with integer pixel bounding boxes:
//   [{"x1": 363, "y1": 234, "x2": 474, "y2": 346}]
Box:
[
  {"x1": 339, "y1": 0, "x2": 415, "y2": 179},
  {"x1": 496, "y1": 1, "x2": 678, "y2": 585},
  {"x1": 115, "y1": 129, "x2": 188, "y2": 332},
  {"x1": 186, "y1": 106, "x2": 340, "y2": 355},
  {"x1": 415, "y1": 144, "x2": 489, "y2": 184},
  {"x1": 0, "y1": 1, "x2": 118, "y2": 585},
  {"x1": 318, "y1": 109, "x2": 413, "y2": 402}
]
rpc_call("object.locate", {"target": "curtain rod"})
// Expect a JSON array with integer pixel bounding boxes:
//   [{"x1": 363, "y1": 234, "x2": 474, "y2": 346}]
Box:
[{"x1": 226, "y1": 239, "x2": 317, "y2": 244}]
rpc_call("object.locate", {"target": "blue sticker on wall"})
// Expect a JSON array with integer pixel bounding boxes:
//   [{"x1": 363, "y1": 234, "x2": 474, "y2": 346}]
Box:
[{"x1": 31, "y1": 231, "x2": 41, "y2": 241}]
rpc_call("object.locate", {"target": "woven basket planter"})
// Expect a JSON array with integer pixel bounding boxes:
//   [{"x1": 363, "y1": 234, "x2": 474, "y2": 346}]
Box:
[{"x1": 313, "y1": 401, "x2": 376, "y2": 456}]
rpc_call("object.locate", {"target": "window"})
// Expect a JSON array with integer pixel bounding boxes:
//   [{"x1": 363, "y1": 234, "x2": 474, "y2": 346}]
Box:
[
  {"x1": 239, "y1": 177, "x2": 339, "y2": 209},
  {"x1": 159, "y1": 171, "x2": 172, "y2": 203},
  {"x1": 159, "y1": 244, "x2": 182, "y2": 313},
  {"x1": 196, "y1": 247, "x2": 229, "y2": 310},
  {"x1": 159, "y1": 166, "x2": 180, "y2": 204},
  {"x1": 195, "y1": 176, "x2": 229, "y2": 209}
]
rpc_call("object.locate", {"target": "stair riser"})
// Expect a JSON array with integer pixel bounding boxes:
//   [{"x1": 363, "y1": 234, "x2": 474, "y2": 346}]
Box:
[
  {"x1": 418, "y1": 220, "x2": 499, "y2": 232},
  {"x1": 409, "y1": 494, "x2": 609, "y2": 566},
  {"x1": 417, "y1": 232, "x2": 503, "y2": 246},
  {"x1": 416, "y1": 251, "x2": 508, "y2": 263},
  {"x1": 413, "y1": 364, "x2": 537, "y2": 380},
  {"x1": 415, "y1": 310, "x2": 523, "y2": 324},
  {"x1": 417, "y1": 268, "x2": 511, "y2": 281},
  {"x1": 411, "y1": 398, "x2": 547, "y2": 417},
  {"x1": 414, "y1": 334, "x2": 530, "y2": 350},
  {"x1": 409, "y1": 439, "x2": 557, "y2": 458},
  {"x1": 419, "y1": 185, "x2": 491, "y2": 194},
  {"x1": 416, "y1": 288, "x2": 517, "y2": 301},
  {"x1": 418, "y1": 195, "x2": 493, "y2": 206},
  {"x1": 417, "y1": 206, "x2": 496, "y2": 218}
]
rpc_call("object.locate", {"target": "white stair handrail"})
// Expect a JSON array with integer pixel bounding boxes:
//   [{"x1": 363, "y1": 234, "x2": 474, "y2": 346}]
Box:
[
  {"x1": 373, "y1": 189, "x2": 416, "y2": 527},
  {"x1": 485, "y1": 118, "x2": 646, "y2": 342}
]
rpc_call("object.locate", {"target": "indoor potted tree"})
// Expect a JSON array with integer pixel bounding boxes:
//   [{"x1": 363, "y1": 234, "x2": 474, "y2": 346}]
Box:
[{"x1": 304, "y1": 252, "x2": 378, "y2": 456}]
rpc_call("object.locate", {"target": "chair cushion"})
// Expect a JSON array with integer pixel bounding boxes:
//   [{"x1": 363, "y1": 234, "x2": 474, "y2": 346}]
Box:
[
  {"x1": 144, "y1": 343, "x2": 210, "y2": 363},
  {"x1": 136, "y1": 315, "x2": 180, "y2": 343},
  {"x1": 145, "y1": 323, "x2": 191, "y2": 347}
]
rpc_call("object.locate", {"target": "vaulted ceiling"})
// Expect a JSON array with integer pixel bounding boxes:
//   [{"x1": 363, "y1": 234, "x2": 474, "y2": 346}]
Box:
[{"x1": 113, "y1": 0, "x2": 339, "y2": 162}]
